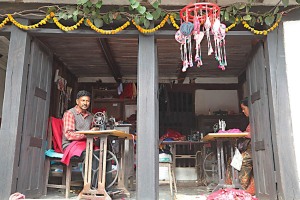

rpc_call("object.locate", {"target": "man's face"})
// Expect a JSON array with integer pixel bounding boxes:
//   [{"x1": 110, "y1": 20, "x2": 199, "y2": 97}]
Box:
[{"x1": 76, "y1": 96, "x2": 90, "y2": 111}]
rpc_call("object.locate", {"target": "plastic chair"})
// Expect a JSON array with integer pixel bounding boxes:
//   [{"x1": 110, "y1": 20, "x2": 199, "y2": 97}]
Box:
[{"x1": 44, "y1": 117, "x2": 82, "y2": 198}]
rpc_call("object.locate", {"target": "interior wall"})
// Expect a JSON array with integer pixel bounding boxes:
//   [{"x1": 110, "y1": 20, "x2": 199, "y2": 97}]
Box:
[
  {"x1": 49, "y1": 58, "x2": 78, "y2": 118},
  {"x1": 242, "y1": 81, "x2": 249, "y2": 99},
  {"x1": 195, "y1": 90, "x2": 239, "y2": 115}
]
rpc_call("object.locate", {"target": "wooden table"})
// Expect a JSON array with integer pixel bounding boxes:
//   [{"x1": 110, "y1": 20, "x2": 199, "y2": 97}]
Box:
[
  {"x1": 203, "y1": 132, "x2": 248, "y2": 192},
  {"x1": 76, "y1": 130, "x2": 134, "y2": 200}
]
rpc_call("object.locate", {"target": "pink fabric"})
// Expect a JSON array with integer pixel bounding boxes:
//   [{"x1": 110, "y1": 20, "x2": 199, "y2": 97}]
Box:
[
  {"x1": 51, "y1": 117, "x2": 64, "y2": 153},
  {"x1": 245, "y1": 124, "x2": 251, "y2": 138},
  {"x1": 218, "y1": 129, "x2": 242, "y2": 133},
  {"x1": 9, "y1": 193, "x2": 25, "y2": 200},
  {"x1": 61, "y1": 140, "x2": 86, "y2": 166},
  {"x1": 207, "y1": 188, "x2": 257, "y2": 200}
]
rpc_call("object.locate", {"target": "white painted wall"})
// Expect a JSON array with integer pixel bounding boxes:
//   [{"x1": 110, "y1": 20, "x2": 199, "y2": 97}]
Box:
[
  {"x1": 195, "y1": 90, "x2": 239, "y2": 115},
  {"x1": 283, "y1": 21, "x2": 300, "y2": 187}
]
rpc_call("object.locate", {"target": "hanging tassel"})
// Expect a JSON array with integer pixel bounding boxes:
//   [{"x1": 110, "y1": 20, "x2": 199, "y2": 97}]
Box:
[
  {"x1": 194, "y1": 31, "x2": 204, "y2": 67},
  {"x1": 182, "y1": 37, "x2": 189, "y2": 72},
  {"x1": 204, "y1": 16, "x2": 213, "y2": 55},
  {"x1": 188, "y1": 35, "x2": 193, "y2": 67}
]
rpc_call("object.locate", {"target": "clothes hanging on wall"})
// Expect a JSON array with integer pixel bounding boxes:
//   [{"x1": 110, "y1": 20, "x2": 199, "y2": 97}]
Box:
[{"x1": 119, "y1": 83, "x2": 136, "y2": 99}]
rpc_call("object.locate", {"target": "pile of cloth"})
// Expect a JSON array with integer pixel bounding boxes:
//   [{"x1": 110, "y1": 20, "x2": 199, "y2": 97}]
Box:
[
  {"x1": 160, "y1": 129, "x2": 186, "y2": 141},
  {"x1": 206, "y1": 188, "x2": 258, "y2": 200}
]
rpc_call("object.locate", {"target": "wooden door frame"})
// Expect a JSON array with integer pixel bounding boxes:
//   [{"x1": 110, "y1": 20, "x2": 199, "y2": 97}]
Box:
[
  {"x1": 0, "y1": 24, "x2": 273, "y2": 199},
  {"x1": 0, "y1": 19, "x2": 32, "y2": 199},
  {"x1": 264, "y1": 17, "x2": 300, "y2": 199}
]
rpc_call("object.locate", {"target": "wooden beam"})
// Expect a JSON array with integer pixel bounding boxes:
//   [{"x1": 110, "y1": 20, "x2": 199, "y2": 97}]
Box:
[
  {"x1": 0, "y1": 26, "x2": 263, "y2": 38},
  {"x1": 97, "y1": 38, "x2": 122, "y2": 83},
  {"x1": 177, "y1": 70, "x2": 187, "y2": 83},
  {"x1": 137, "y1": 33, "x2": 159, "y2": 199},
  {"x1": 166, "y1": 83, "x2": 239, "y2": 92}
]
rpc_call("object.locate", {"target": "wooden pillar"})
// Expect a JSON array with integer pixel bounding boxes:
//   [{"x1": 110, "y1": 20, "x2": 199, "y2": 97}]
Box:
[
  {"x1": 0, "y1": 19, "x2": 31, "y2": 198},
  {"x1": 265, "y1": 16, "x2": 300, "y2": 199},
  {"x1": 136, "y1": 33, "x2": 159, "y2": 200}
]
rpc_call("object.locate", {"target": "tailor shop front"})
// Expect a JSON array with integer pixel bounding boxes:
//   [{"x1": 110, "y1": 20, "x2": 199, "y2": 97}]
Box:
[{"x1": 0, "y1": 2, "x2": 300, "y2": 200}]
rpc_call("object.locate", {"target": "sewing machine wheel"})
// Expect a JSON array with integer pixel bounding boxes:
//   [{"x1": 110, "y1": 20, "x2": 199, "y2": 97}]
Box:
[
  {"x1": 93, "y1": 112, "x2": 106, "y2": 126},
  {"x1": 81, "y1": 150, "x2": 119, "y2": 189},
  {"x1": 203, "y1": 151, "x2": 218, "y2": 185}
]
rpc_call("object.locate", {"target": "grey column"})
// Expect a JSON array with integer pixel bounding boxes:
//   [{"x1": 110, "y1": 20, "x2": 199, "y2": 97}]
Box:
[
  {"x1": 136, "y1": 33, "x2": 159, "y2": 200},
  {"x1": 0, "y1": 19, "x2": 31, "y2": 198}
]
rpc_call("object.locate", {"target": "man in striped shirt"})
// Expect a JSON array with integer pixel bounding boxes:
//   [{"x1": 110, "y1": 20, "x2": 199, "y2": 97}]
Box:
[{"x1": 62, "y1": 90, "x2": 94, "y2": 150}]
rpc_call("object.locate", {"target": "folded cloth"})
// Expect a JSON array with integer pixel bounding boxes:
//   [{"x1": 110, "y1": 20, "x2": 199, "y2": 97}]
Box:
[
  {"x1": 218, "y1": 129, "x2": 242, "y2": 133},
  {"x1": 61, "y1": 140, "x2": 86, "y2": 166},
  {"x1": 45, "y1": 149, "x2": 63, "y2": 158}
]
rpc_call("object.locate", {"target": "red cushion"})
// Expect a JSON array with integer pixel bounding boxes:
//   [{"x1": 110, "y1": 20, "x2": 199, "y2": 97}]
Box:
[{"x1": 51, "y1": 117, "x2": 63, "y2": 153}]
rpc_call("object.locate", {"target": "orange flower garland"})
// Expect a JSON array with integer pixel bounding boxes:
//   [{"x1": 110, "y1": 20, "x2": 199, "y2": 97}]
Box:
[
  {"x1": 226, "y1": 16, "x2": 282, "y2": 35},
  {"x1": 7, "y1": 14, "x2": 51, "y2": 30},
  {"x1": 86, "y1": 19, "x2": 130, "y2": 34},
  {"x1": 51, "y1": 12, "x2": 84, "y2": 32},
  {"x1": 0, "y1": 16, "x2": 9, "y2": 29},
  {"x1": 170, "y1": 14, "x2": 179, "y2": 30},
  {"x1": 132, "y1": 14, "x2": 169, "y2": 34},
  {"x1": 241, "y1": 16, "x2": 281, "y2": 35},
  {"x1": 0, "y1": 10, "x2": 282, "y2": 35}
]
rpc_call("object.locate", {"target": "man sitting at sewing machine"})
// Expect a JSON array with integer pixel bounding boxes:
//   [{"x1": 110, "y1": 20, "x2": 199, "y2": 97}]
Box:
[
  {"x1": 60, "y1": 90, "x2": 113, "y2": 188},
  {"x1": 61, "y1": 90, "x2": 96, "y2": 165}
]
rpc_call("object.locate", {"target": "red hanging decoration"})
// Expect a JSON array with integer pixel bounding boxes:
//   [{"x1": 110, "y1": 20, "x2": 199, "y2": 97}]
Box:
[
  {"x1": 180, "y1": 2, "x2": 221, "y2": 25},
  {"x1": 176, "y1": 2, "x2": 227, "y2": 72}
]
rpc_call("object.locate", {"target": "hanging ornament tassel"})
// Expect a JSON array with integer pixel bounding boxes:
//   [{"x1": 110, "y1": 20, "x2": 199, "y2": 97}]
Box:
[
  {"x1": 188, "y1": 35, "x2": 193, "y2": 67},
  {"x1": 182, "y1": 37, "x2": 189, "y2": 72},
  {"x1": 216, "y1": 23, "x2": 227, "y2": 70},
  {"x1": 194, "y1": 31, "x2": 204, "y2": 67},
  {"x1": 204, "y1": 16, "x2": 213, "y2": 55}
]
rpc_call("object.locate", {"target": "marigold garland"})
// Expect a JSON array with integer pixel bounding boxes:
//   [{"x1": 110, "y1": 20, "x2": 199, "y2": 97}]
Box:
[
  {"x1": 241, "y1": 17, "x2": 281, "y2": 35},
  {"x1": 225, "y1": 17, "x2": 239, "y2": 32},
  {"x1": 86, "y1": 19, "x2": 130, "y2": 34},
  {"x1": 226, "y1": 16, "x2": 282, "y2": 35},
  {"x1": 0, "y1": 17, "x2": 9, "y2": 29},
  {"x1": 51, "y1": 12, "x2": 84, "y2": 32},
  {"x1": 132, "y1": 14, "x2": 169, "y2": 34},
  {"x1": 8, "y1": 14, "x2": 51, "y2": 30},
  {"x1": 0, "y1": 11, "x2": 282, "y2": 35},
  {"x1": 170, "y1": 14, "x2": 179, "y2": 30}
]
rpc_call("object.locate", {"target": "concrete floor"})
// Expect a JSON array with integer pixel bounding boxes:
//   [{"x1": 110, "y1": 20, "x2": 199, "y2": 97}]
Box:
[{"x1": 39, "y1": 184, "x2": 211, "y2": 200}]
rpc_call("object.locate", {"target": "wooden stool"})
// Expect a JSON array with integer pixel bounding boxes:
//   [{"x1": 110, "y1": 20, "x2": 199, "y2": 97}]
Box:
[{"x1": 159, "y1": 162, "x2": 177, "y2": 196}]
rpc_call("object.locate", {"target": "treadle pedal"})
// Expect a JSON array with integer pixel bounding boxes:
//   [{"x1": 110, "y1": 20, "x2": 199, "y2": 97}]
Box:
[{"x1": 107, "y1": 189, "x2": 124, "y2": 196}]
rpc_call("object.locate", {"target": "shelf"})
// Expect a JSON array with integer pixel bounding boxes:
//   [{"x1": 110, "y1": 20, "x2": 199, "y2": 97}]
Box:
[
  {"x1": 93, "y1": 98, "x2": 136, "y2": 103},
  {"x1": 93, "y1": 89, "x2": 117, "y2": 92}
]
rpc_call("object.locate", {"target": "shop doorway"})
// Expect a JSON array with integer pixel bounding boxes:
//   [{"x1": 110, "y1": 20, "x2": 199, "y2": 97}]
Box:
[{"x1": 0, "y1": 26, "x2": 279, "y2": 199}]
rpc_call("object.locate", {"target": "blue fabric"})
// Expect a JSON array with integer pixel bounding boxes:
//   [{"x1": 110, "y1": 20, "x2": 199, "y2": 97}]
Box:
[
  {"x1": 180, "y1": 22, "x2": 194, "y2": 36},
  {"x1": 45, "y1": 149, "x2": 63, "y2": 158}
]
